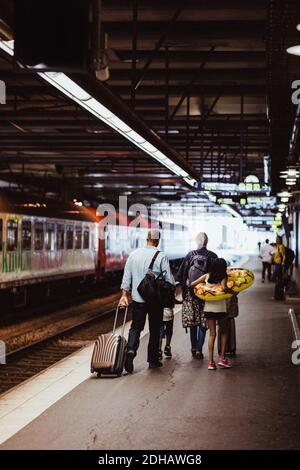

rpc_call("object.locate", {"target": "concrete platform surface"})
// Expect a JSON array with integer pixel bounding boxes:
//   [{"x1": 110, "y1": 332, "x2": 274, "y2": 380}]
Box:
[{"x1": 1, "y1": 258, "x2": 300, "y2": 450}]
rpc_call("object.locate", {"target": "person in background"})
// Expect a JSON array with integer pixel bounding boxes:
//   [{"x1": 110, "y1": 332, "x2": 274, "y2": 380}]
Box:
[
  {"x1": 197, "y1": 258, "x2": 233, "y2": 370},
  {"x1": 257, "y1": 241, "x2": 262, "y2": 254},
  {"x1": 260, "y1": 238, "x2": 273, "y2": 283},
  {"x1": 176, "y1": 232, "x2": 217, "y2": 359},
  {"x1": 284, "y1": 246, "x2": 295, "y2": 279},
  {"x1": 272, "y1": 235, "x2": 286, "y2": 300},
  {"x1": 269, "y1": 242, "x2": 276, "y2": 279},
  {"x1": 159, "y1": 306, "x2": 174, "y2": 360},
  {"x1": 119, "y1": 229, "x2": 174, "y2": 373}
]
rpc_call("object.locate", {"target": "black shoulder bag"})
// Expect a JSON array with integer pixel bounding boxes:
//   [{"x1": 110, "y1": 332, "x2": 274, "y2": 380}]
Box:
[{"x1": 138, "y1": 251, "x2": 175, "y2": 308}]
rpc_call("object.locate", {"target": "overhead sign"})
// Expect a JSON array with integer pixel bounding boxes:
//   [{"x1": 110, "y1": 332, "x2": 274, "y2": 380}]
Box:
[{"x1": 202, "y1": 182, "x2": 270, "y2": 193}]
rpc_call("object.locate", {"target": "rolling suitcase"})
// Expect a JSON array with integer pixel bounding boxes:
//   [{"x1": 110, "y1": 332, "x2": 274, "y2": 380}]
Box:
[
  {"x1": 91, "y1": 306, "x2": 128, "y2": 377},
  {"x1": 218, "y1": 318, "x2": 236, "y2": 357}
]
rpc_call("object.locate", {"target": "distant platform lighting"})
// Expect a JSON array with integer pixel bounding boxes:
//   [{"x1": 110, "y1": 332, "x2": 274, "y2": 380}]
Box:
[
  {"x1": 280, "y1": 168, "x2": 299, "y2": 178},
  {"x1": 0, "y1": 39, "x2": 197, "y2": 188},
  {"x1": 287, "y1": 45, "x2": 300, "y2": 56},
  {"x1": 286, "y1": 179, "x2": 297, "y2": 186},
  {"x1": 277, "y1": 191, "x2": 292, "y2": 198}
]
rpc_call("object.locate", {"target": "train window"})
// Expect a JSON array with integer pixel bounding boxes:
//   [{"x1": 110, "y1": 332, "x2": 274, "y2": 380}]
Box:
[
  {"x1": 0, "y1": 219, "x2": 2, "y2": 251},
  {"x1": 21, "y1": 220, "x2": 32, "y2": 251},
  {"x1": 66, "y1": 225, "x2": 74, "y2": 250},
  {"x1": 45, "y1": 223, "x2": 55, "y2": 251},
  {"x1": 34, "y1": 222, "x2": 44, "y2": 251},
  {"x1": 7, "y1": 219, "x2": 18, "y2": 251},
  {"x1": 56, "y1": 224, "x2": 65, "y2": 250},
  {"x1": 83, "y1": 227, "x2": 89, "y2": 249},
  {"x1": 75, "y1": 226, "x2": 82, "y2": 249}
]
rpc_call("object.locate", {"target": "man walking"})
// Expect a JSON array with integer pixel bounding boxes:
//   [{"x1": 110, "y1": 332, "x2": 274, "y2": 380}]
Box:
[
  {"x1": 260, "y1": 238, "x2": 272, "y2": 282},
  {"x1": 272, "y1": 235, "x2": 286, "y2": 300},
  {"x1": 119, "y1": 229, "x2": 174, "y2": 373}
]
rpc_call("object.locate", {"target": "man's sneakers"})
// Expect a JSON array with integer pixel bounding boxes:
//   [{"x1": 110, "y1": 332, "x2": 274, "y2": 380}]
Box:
[
  {"x1": 208, "y1": 361, "x2": 217, "y2": 370},
  {"x1": 217, "y1": 358, "x2": 232, "y2": 368},
  {"x1": 195, "y1": 351, "x2": 204, "y2": 359},
  {"x1": 164, "y1": 345, "x2": 172, "y2": 358},
  {"x1": 124, "y1": 351, "x2": 135, "y2": 374},
  {"x1": 149, "y1": 361, "x2": 163, "y2": 369}
]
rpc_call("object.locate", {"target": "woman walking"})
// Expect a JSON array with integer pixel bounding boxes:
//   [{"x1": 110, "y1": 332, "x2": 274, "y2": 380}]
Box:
[
  {"x1": 176, "y1": 232, "x2": 217, "y2": 358},
  {"x1": 196, "y1": 258, "x2": 233, "y2": 370}
]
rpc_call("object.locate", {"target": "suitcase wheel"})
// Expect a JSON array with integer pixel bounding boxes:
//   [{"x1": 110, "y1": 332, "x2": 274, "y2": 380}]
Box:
[{"x1": 97, "y1": 372, "x2": 101, "y2": 378}]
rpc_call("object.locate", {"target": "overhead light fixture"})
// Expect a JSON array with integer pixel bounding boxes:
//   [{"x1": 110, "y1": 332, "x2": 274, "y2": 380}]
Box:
[
  {"x1": 220, "y1": 203, "x2": 242, "y2": 219},
  {"x1": 280, "y1": 168, "x2": 299, "y2": 179},
  {"x1": 0, "y1": 39, "x2": 196, "y2": 187},
  {"x1": 287, "y1": 45, "x2": 300, "y2": 56},
  {"x1": 286, "y1": 179, "x2": 297, "y2": 186},
  {"x1": 280, "y1": 197, "x2": 289, "y2": 203},
  {"x1": 277, "y1": 191, "x2": 292, "y2": 198},
  {"x1": 157, "y1": 129, "x2": 179, "y2": 135}
]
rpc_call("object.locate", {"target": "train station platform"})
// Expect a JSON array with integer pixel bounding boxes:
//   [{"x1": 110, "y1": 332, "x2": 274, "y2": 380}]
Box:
[{"x1": 0, "y1": 258, "x2": 300, "y2": 450}]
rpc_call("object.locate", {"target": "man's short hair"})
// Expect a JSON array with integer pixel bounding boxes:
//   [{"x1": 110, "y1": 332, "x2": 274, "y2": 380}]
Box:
[
  {"x1": 195, "y1": 232, "x2": 208, "y2": 248},
  {"x1": 265, "y1": 239, "x2": 269, "y2": 243},
  {"x1": 147, "y1": 229, "x2": 161, "y2": 242}
]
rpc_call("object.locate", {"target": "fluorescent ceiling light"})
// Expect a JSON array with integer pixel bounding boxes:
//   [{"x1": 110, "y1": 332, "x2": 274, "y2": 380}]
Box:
[
  {"x1": 153, "y1": 150, "x2": 168, "y2": 162},
  {"x1": 280, "y1": 168, "x2": 299, "y2": 177},
  {"x1": 109, "y1": 115, "x2": 131, "y2": 133},
  {"x1": 42, "y1": 72, "x2": 90, "y2": 101},
  {"x1": 281, "y1": 197, "x2": 289, "y2": 203},
  {"x1": 141, "y1": 141, "x2": 157, "y2": 153},
  {"x1": 183, "y1": 176, "x2": 197, "y2": 186},
  {"x1": 287, "y1": 45, "x2": 300, "y2": 56},
  {"x1": 85, "y1": 98, "x2": 113, "y2": 119},
  {"x1": 220, "y1": 204, "x2": 242, "y2": 219},
  {"x1": 277, "y1": 191, "x2": 292, "y2": 197},
  {"x1": 0, "y1": 38, "x2": 196, "y2": 187},
  {"x1": 126, "y1": 130, "x2": 146, "y2": 144}
]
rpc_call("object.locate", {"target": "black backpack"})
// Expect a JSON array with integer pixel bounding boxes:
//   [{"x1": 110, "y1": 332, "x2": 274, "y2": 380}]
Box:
[
  {"x1": 187, "y1": 251, "x2": 210, "y2": 285},
  {"x1": 285, "y1": 247, "x2": 295, "y2": 267},
  {"x1": 138, "y1": 251, "x2": 175, "y2": 308}
]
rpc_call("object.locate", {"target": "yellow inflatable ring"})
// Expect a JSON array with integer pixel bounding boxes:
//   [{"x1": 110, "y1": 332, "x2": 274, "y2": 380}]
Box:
[{"x1": 193, "y1": 268, "x2": 255, "y2": 301}]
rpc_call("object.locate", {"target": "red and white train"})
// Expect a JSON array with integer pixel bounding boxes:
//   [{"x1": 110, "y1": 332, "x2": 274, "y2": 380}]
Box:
[{"x1": 0, "y1": 192, "x2": 189, "y2": 307}]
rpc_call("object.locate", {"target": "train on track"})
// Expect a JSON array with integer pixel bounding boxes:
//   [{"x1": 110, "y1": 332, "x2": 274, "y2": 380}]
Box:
[{"x1": 0, "y1": 192, "x2": 189, "y2": 307}]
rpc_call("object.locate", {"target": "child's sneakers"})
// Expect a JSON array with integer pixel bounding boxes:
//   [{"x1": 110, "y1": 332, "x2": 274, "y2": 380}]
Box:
[
  {"x1": 217, "y1": 358, "x2": 232, "y2": 368},
  {"x1": 164, "y1": 345, "x2": 172, "y2": 358},
  {"x1": 208, "y1": 361, "x2": 217, "y2": 370}
]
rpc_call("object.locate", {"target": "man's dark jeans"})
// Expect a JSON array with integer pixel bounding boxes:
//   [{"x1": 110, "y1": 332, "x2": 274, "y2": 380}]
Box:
[
  {"x1": 262, "y1": 261, "x2": 271, "y2": 281},
  {"x1": 272, "y1": 264, "x2": 284, "y2": 299},
  {"x1": 127, "y1": 301, "x2": 163, "y2": 364}
]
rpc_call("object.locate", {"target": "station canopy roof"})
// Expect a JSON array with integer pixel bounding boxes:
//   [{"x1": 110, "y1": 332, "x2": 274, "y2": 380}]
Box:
[{"x1": 0, "y1": 0, "x2": 300, "y2": 221}]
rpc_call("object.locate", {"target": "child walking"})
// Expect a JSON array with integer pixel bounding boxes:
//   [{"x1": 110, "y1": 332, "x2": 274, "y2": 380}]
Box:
[
  {"x1": 197, "y1": 257, "x2": 233, "y2": 370},
  {"x1": 159, "y1": 307, "x2": 174, "y2": 360}
]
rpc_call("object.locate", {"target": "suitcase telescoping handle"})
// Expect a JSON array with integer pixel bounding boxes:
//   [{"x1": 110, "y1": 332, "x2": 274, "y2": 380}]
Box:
[{"x1": 112, "y1": 306, "x2": 128, "y2": 336}]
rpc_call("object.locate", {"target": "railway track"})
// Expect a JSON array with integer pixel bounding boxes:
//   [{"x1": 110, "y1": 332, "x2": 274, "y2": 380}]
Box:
[
  {"x1": 0, "y1": 303, "x2": 131, "y2": 397},
  {"x1": 0, "y1": 279, "x2": 121, "y2": 327}
]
